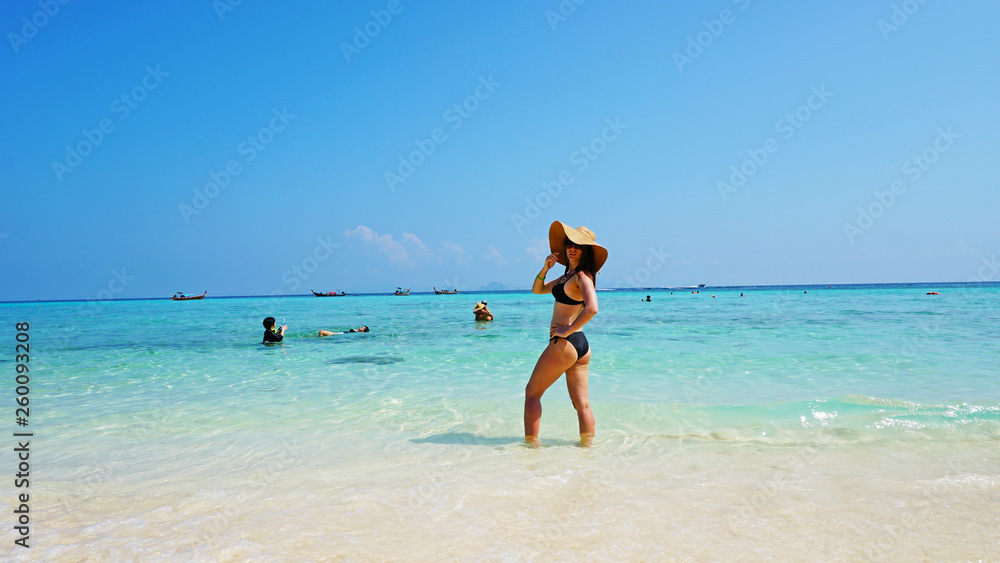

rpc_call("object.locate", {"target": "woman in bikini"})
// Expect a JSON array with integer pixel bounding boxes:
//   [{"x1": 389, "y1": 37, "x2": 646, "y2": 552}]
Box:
[{"x1": 525, "y1": 221, "x2": 608, "y2": 447}]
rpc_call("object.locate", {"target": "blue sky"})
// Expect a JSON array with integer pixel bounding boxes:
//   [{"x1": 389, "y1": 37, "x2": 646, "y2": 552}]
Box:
[{"x1": 2, "y1": 1, "x2": 998, "y2": 301}]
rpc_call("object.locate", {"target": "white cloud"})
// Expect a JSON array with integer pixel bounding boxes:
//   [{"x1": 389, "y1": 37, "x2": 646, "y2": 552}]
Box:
[
  {"x1": 402, "y1": 231, "x2": 440, "y2": 263},
  {"x1": 401, "y1": 232, "x2": 429, "y2": 252},
  {"x1": 443, "y1": 241, "x2": 467, "y2": 263},
  {"x1": 344, "y1": 225, "x2": 413, "y2": 267},
  {"x1": 526, "y1": 238, "x2": 548, "y2": 262},
  {"x1": 484, "y1": 245, "x2": 508, "y2": 265}
]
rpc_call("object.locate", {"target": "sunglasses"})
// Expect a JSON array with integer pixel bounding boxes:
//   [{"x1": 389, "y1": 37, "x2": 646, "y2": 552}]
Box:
[{"x1": 564, "y1": 239, "x2": 582, "y2": 249}]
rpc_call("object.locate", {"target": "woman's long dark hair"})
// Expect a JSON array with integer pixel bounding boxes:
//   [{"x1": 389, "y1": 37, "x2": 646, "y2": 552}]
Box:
[{"x1": 564, "y1": 244, "x2": 598, "y2": 287}]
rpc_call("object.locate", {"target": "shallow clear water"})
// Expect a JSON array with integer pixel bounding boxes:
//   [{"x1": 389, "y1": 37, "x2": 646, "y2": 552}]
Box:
[{"x1": 2, "y1": 284, "x2": 999, "y2": 559}]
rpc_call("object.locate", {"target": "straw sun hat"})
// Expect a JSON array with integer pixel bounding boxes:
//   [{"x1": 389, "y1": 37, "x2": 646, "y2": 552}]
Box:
[{"x1": 548, "y1": 221, "x2": 608, "y2": 273}]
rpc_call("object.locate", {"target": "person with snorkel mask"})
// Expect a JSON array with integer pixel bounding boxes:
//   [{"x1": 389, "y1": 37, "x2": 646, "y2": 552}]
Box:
[{"x1": 262, "y1": 316, "x2": 287, "y2": 343}]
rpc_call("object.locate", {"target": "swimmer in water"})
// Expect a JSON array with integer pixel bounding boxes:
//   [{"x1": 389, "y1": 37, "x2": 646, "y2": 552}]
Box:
[
  {"x1": 473, "y1": 301, "x2": 494, "y2": 321},
  {"x1": 262, "y1": 317, "x2": 286, "y2": 344},
  {"x1": 317, "y1": 326, "x2": 369, "y2": 336}
]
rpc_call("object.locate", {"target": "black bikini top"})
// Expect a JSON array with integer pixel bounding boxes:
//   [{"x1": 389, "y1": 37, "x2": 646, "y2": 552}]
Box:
[{"x1": 552, "y1": 273, "x2": 584, "y2": 306}]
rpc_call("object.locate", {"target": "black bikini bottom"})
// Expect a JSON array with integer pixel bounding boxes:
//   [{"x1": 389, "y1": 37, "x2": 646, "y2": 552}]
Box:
[{"x1": 551, "y1": 331, "x2": 589, "y2": 360}]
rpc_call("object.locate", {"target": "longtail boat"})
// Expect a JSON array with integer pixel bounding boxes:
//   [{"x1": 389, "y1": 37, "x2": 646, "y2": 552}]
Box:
[
  {"x1": 172, "y1": 291, "x2": 207, "y2": 301},
  {"x1": 433, "y1": 287, "x2": 459, "y2": 294},
  {"x1": 311, "y1": 290, "x2": 346, "y2": 297}
]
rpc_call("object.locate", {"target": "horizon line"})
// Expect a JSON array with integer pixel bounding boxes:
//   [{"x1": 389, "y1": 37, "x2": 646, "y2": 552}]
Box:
[{"x1": 2, "y1": 281, "x2": 997, "y2": 305}]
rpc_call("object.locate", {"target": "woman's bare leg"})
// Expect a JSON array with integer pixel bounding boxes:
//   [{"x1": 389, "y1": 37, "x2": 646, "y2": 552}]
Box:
[
  {"x1": 524, "y1": 341, "x2": 577, "y2": 443},
  {"x1": 565, "y1": 352, "x2": 595, "y2": 446}
]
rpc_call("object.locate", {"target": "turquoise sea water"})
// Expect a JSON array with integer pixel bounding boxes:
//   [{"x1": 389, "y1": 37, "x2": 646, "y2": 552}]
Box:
[{"x1": 2, "y1": 283, "x2": 999, "y2": 559}]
